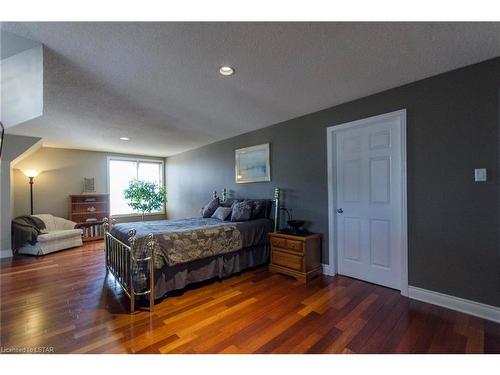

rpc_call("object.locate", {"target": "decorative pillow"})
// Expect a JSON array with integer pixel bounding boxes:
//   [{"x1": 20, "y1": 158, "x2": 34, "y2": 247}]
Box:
[
  {"x1": 250, "y1": 200, "x2": 270, "y2": 219},
  {"x1": 230, "y1": 201, "x2": 252, "y2": 222},
  {"x1": 220, "y1": 199, "x2": 241, "y2": 208},
  {"x1": 211, "y1": 207, "x2": 232, "y2": 221},
  {"x1": 201, "y1": 197, "x2": 219, "y2": 218}
]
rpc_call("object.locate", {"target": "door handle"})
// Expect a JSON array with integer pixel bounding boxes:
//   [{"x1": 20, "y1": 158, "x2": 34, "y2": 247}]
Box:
[{"x1": 337, "y1": 208, "x2": 343, "y2": 214}]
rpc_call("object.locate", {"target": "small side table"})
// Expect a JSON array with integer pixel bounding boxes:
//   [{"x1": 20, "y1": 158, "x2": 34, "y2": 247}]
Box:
[{"x1": 268, "y1": 232, "x2": 322, "y2": 283}]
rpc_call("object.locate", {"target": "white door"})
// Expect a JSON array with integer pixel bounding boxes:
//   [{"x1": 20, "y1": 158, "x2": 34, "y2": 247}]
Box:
[{"x1": 330, "y1": 110, "x2": 406, "y2": 291}]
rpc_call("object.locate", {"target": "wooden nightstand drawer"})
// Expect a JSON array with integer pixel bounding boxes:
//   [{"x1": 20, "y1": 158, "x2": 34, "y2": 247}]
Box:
[
  {"x1": 286, "y1": 239, "x2": 303, "y2": 252},
  {"x1": 272, "y1": 250, "x2": 303, "y2": 271},
  {"x1": 271, "y1": 237, "x2": 287, "y2": 248}
]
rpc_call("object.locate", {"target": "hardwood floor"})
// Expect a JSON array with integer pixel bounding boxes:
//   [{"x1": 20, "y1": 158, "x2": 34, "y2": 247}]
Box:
[{"x1": 1, "y1": 242, "x2": 499, "y2": 354}]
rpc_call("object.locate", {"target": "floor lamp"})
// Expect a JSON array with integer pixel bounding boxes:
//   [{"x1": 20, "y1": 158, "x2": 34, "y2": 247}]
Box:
[{"x1": 24, "y1": 170, "x2": 38, "y2": 215}]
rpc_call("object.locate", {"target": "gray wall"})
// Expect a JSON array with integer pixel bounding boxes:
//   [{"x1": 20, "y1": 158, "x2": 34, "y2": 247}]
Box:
[
  {"x1": 0, "y1": 134, "x2": 42, "y2": 256},
  {"x1": 167, "y1": 57, "x2": 500, "y2": 307},
  {"x1": 13, "y1": 147, "x2": 167, "y2": 223}
]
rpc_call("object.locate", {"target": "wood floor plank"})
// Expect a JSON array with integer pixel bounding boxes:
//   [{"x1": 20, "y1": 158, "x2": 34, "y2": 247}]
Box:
[
  {"x1": 218, "y1": 344, "x2": 242, "y2": 354},
  {"x1": 71, "y1": 332, "x2": 124, "y2": 354},
  {"x1": 464, "y1": 316, "x2": 485, "y2": 353},
  {"x1": 326, "y1": 318, "x2": 367, "y2": 353},
  {"x1": 1, "y1": 242, "x2": 499, "y2": 354},
  {"x1": 0, "y1": 263, "x2": 59, "y2": 276}
]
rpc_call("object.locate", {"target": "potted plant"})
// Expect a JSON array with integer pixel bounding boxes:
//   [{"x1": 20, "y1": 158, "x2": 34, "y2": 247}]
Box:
[{"x1": 123, "y1": 179, "x2": 167, "y2": 221}]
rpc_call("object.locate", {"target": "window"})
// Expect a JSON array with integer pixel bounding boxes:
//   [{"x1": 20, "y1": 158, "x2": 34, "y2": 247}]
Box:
[{"x1": 107, "y1": 157, "x2": 164, "y2": 216}]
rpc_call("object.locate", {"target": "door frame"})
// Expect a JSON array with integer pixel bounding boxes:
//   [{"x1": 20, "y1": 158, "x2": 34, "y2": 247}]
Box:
[{"x1": 326, "y1": 109, "x2": 408, "y2": 296}]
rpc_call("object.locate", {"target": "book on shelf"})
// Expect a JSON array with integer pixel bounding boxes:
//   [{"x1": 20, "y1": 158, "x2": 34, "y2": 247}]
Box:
[{"x1": 81, "y1": 223, "x2": 104, "y2": 238}]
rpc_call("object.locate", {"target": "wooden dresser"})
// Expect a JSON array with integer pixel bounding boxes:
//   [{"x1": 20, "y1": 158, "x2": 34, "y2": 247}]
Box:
[
  {"x1": 68, "y1": 193, "x2": 110, "y2": 242},
  {"x1": 269, "y1": 232, "x2": 322, "y2": 283}
]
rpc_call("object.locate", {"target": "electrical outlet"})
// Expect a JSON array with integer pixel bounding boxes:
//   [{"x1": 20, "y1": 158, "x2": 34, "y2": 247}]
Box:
[{"x1": 474, "y1": 168, "x2": 487, "y2": 182}]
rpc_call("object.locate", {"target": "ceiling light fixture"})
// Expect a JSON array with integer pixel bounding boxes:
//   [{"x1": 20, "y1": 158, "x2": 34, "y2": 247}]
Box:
[
  {"x1": 119, "y1": 137, "x2": 130, "y2": 141},
  {"x1": 219, "y1": 66, "x2": 234, "y2": 76}
]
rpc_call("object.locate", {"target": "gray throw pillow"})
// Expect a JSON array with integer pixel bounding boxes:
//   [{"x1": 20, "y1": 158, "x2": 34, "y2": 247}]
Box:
[
  {"x1": 230, "y1": 201, "x2": 252, "y2": 222},
  {"x1": 201, "y1": 198, "x2": 219, "y2": 218},
  {"x1": 250, "y1": 200, "x2": 269, "y2": 219},
  {"x1": 220, "y1": 199, "x2": 241, "y2": 208},
  {"x1": 211, "y1": 207, "x2": 232, "y2": 221}
]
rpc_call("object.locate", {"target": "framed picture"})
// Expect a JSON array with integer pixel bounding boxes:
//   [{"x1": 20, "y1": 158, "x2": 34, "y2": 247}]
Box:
[{"x1": 235, "y1": 143, "x2": 271, "y2": 183}]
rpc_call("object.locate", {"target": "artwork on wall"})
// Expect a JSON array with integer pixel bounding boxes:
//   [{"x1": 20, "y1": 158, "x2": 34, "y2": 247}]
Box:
[
  {"x1": 235, "y1": 143, "x2": 271, "y2": 183},
  {"x1": 82, "y1": 177, "x2": 95, "y2": 193}
]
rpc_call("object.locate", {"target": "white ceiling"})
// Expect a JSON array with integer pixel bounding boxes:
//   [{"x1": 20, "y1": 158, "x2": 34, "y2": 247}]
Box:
[{"x1": 2, "y1": 22, "x2": 500, "y2": 157}]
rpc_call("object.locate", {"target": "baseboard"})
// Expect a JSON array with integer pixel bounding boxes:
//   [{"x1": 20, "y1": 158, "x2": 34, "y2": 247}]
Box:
[
  {"x1": 408, "y1": 286, "x2": 500, "y2": 323},
  {"x1": 0, "y1": 248, "x2": 13, "y2": 259},
  {"x1": 321, "y1": 263, "x2": 336, "y2": 276}
]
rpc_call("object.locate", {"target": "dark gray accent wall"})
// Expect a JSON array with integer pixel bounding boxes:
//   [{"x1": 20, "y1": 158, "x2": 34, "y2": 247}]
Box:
[{"x1": 167, "y1": 57, "x2": 500, "y2": 307}]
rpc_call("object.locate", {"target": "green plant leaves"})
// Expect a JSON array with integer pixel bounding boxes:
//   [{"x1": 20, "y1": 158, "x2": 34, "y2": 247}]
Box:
[{"x1": 123, "y1": 179, "x2": 167, "y2": 216}]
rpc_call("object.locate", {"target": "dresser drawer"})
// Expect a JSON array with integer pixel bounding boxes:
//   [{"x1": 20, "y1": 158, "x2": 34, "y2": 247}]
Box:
[
  {"x1": 271, "y1": 237, "x2": 287, "y2": 248},
  {"x1": 271, "y1": 236, "x2": 304, "y2": 253},
  {"x1": 272, "y1": 250, "x2": 303, "y2": 271},
  {"x1": 286, "y1": 239, "x2": 303, "y2": 252}
]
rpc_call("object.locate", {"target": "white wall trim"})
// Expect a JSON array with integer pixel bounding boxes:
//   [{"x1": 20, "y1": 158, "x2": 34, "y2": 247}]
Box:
[
  {"x1": 326, "y1": 109, "x2": 408, "y2": 296},
  {"x1": 321, "y1": 263, "x2": 336, "y2": 276},
  {"x1": 400, "y1": 110, "x2": 409, "y2": 297},
  {"x1": 0, "y1": 249, "x2": 13, "y2": 259},
  {"x1": 408, "y1": 286, "x2": 500, "y2": 323}
]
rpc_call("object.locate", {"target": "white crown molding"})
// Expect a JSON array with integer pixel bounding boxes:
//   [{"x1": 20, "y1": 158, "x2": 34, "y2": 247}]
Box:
[{"x1": 408, "y1": 286, "x2": 500, "y2": 323}]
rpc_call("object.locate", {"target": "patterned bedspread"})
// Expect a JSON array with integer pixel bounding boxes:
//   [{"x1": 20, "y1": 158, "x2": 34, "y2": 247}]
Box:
[{"x1": 110, "y1": 217, "x2": 273, "y2": 268}]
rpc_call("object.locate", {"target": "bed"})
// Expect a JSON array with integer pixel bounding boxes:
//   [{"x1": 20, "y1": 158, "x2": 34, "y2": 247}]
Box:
[{"x1": 103, "y1": 187, "x2": 280, "y2": 313}]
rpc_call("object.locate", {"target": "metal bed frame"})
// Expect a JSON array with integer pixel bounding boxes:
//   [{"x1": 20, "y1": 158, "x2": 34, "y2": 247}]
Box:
[{"x1": 103, "y1": 187, "x2": 281, "y2": 313}]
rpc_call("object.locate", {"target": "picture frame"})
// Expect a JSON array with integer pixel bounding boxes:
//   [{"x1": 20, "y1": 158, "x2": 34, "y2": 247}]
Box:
[
  {"x1": 235, "y1": 143, "x2": 271, "y2": 184},
  {"x1": 82, "y1": 177, "x2": 96, "y2": 193}
]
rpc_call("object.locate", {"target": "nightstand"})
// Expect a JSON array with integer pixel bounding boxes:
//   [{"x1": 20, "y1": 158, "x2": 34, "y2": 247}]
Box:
[{"x1": 268, "y1": 232, "x2": 322, "y2": 283}]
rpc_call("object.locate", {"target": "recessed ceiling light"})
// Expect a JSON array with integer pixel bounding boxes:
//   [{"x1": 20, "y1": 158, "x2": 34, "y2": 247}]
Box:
[
  {"x1": 119, "y1": 137, "x2": 129, "y2": 141},
  {"x1": 219, "y1": 66, "x2": 234, "y2": 76}
]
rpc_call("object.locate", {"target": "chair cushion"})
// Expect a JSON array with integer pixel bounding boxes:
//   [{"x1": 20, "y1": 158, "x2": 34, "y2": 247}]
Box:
[
  {"x1": 33, "y1": 214, "x2": 56, "y2": 232},
  {"x1": 37, "y1": 229, "x2": 83, "y2": 242}
]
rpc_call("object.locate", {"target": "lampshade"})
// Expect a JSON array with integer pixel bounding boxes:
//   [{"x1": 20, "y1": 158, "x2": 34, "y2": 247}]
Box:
[{"x1": 24, "y1": 170, "x2": 38, "y2": 178}]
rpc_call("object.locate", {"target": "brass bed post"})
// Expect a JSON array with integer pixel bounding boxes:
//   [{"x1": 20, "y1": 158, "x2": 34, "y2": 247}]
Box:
[
  {"x1": 146, "y1": 233, "x2": 156, "y2": 312},
  {"x1": 274, "y1": 187, "x2": 280, "y2": 232},
  {"x1": 103, "y1": 217, "x2": 155, "y2": 313},
  {"x1": 128, "y1": 229, "x2": 137, "y2": 313},
  {"x1": 103, "y1": 217, "x2": 109, "y2": 271}
]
